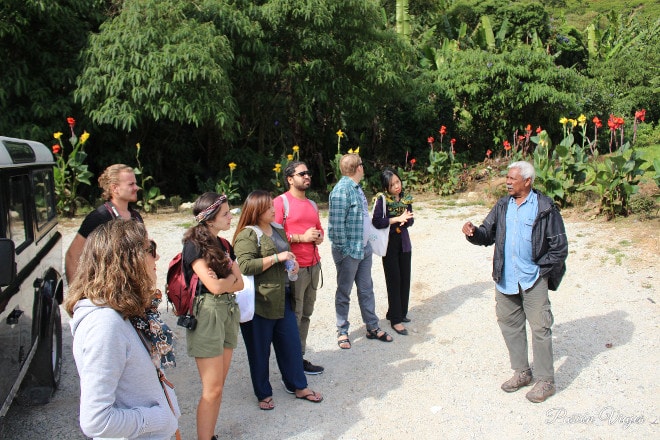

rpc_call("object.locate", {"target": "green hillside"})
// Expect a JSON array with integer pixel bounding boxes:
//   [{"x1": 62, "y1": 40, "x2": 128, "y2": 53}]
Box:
[{"x1": 548, "y1": 0, "x2": 659, "y2": 29}]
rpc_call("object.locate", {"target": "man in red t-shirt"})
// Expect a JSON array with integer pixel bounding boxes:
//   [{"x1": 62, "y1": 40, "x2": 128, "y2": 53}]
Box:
[{"x1": 274, "y1": 161, "x2": 325, "y2": 375}]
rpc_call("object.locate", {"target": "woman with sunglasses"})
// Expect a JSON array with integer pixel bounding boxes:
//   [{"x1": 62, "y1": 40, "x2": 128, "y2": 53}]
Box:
[
  {"x1": 182, "y1": 192, "x2": 244, "y2": 440},
  {"x1": 65, "y1": 219, "x2": 180, "y2": 439},
  {"x1": 233, "y1": 190, "x2": 323, "y2": 410}
]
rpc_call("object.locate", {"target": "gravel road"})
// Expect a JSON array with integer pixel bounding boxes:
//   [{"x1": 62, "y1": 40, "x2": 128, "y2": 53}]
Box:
[{"x1": 3, "y1": 201, "x2": 658, "y2": 439}]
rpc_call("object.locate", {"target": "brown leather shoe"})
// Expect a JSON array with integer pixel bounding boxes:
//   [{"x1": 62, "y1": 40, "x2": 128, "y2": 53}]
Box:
[
  {"x1": 501, "y1": 369, "x2": 533, "y2": 393},
  {"x1": 525, "y1": 380, "x2": 556, "y2": 403}
]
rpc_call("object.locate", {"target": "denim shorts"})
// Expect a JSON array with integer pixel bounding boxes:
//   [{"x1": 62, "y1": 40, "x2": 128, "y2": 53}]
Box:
[{"x1": 186, "y1": 292, "x2": 239, "y2": 357}]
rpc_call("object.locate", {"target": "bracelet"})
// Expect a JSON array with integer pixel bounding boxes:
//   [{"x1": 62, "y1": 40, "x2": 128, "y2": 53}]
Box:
[{"x1": 274, "y1": 253, "x2": 279, "y2": 263}]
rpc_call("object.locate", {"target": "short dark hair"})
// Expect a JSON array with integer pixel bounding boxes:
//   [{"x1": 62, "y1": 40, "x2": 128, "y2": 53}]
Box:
[
  {"x1": 284, "y1": 161, "x2": 307, "y2": 177},
  {"x1": 380, "y1": 168, "x2": 402, "y2": 193}
]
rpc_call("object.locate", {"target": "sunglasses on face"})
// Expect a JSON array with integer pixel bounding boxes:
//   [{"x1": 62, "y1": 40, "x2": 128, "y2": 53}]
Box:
[
  {"x1": 294, "y1": 171, "x2": 312, "y2": 177},
  {"x1": 145, "y1": 240, "x2": 157, "y2": 258}
]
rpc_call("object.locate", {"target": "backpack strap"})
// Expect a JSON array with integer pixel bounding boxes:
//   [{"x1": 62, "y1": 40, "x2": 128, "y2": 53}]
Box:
[
  {"x1": 279, "y1": 193, "x2": 318, "y2": 229},
  {"x1": 244, "y1": 225, "x2": 263, "y2": 247}
]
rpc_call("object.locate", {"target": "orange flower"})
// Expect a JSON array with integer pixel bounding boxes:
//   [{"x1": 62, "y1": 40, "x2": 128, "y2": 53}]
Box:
[
  {"x1": 67, "y1": 117, "x2": 75, "y2": 127},
  {"x1": 592, "y1": 116, "x2": 602, "y2": 129},
  {"x1": 427, "y1": 136, "x2": 434, "y2": 144},
  {"x1": 525, "y1": 124, "x2": 532, "y2": 132},
  {"x1": 635, "y1": 109, "x2": 645, "y2": 122},
  {"x1": 439, "y1": 126, "x2": 447, "y2": 136},
  {"x1": 410, "y1": 158, "x2": 417, "y2": 166},
  {"x1": 486, "y1": 149, "x2": 492, "y2": 158},
  {"x1": 450, "y1": 138, "x2": 456, "y2": 145},
  {"x1": 52, "y1": 144, "x2": 61, "y2": 154},
  {"x1": 503, "y1": 140, "x2": 511, "y2": 150}
]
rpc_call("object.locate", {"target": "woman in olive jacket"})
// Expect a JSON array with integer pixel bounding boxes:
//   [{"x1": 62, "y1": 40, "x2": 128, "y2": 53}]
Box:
[{"x1": 233, "y1": 190, "x2": 323, "y2": 410}]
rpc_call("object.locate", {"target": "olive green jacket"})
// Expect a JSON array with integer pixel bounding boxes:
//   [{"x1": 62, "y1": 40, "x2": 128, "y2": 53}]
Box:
[{"x1": 234, "y1": 223, "x2": 290, "y2": 320}]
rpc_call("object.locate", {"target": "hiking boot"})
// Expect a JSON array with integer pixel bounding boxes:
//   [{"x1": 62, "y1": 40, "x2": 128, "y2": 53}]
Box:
[
  {"x1": 303, "y1": 359, "x2": 324, "y2": 375},
  {"x1": 500, "y1": 369, "x2": 533, "y2": 393},
  {"x1": 526, "y1": 380, "x2": 556, "y2": 403}
]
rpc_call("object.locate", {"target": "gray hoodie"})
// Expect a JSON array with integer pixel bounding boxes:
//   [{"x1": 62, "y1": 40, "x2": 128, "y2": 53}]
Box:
[{"x1": 70, "y1": 299, "x2": 180, "y2": 440}]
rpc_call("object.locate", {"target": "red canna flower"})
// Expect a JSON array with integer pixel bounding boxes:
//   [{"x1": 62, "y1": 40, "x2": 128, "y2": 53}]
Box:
[
  {"x1": 607, "y1": 114, "x2": 617, "y2": 131},
  {"x1": 525, "y1": 124, "x2": 532, "y2": 132},
  {"x1": 427, "y1": 136, "x2": 434, "y2": 144},
  {"x1": 486, "y1": 149, "x2": 492, "y2": 158},
  {"x1": 410, "y1": 158, "x2": 416, "y2": 166},
  {"x1": 67, "y1": 117, "x2": 76, "y2": 127},
  {"x1": 450, "y1": 138, "x2": 456, "y2": 145},
  {"x1": 439, "y1": 126, "x2": 447, "y2": 136},
  {"x1": 635, "y1": 109, "x2": 645, "y2": 122},
  {"x1": 536, "y1": 126, "x2": 542, "y2": 133},
  {"x1": 593, "y1": 116, "x2": 602, "y2": 129},
  {"x1": 518, "y1": 135, "x2": 525, "y2": 141},
  {"x1": 503, "y1": 140, "x2": 511, "y2": 150},
  {"x1": 52, "y1": 144, "x2": 61, "y2": 154}
]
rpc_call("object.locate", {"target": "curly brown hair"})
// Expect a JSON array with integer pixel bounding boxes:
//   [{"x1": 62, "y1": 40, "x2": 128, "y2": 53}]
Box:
[
  {"x1": 64, "y1": 219, "x2": 155, "y2": 318},
  {"x1": 183, "y1": 192, "x2": 233, "y2": 278}
]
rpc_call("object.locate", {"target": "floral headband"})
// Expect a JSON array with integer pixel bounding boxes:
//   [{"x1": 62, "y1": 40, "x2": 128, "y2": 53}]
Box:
[{"x1": 195, "y1": 195, "x2": 227, "y2": 223}]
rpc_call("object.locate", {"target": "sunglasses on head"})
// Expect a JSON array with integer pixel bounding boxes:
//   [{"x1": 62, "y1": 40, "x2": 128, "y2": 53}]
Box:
[
  {"x1": 294, "y1": 171, "x2": 312, "y2": 177},
  {"x1": 145, "y1": 239, "x2": 157, "y2": 258}
]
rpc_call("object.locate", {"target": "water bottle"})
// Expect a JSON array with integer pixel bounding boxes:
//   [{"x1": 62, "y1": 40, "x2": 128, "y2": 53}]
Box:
[{"x1": 284, "y1": 259, "x2": 298, "y2": 281}]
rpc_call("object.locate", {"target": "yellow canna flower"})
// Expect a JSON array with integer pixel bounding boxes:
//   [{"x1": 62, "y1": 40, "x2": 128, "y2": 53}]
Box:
[
  {"x1": 136, "y1": 142, "x2": 141, "y2": 150},
  {"x1": 273, "y1": 163, "x2": 282, "y2": 172},
  {"x1": 348, "y1": 148, "x2": 353, "y2": 154},
  {"x1": 228, "y1": 162, "x2": 237, "y2": 171},
  {"x1": 80, "y1": 131, "x2": 90, "y2": 144},
  {"x1": 287, "y1": 154, "x2": 294, "y2": 161},
  {"x1": 569, "y1": 119, "x2": 577, "y2": 128},
  {"x1": 559, "y1": 117, "x2": 568, "y2": 125},
  {"x1": 53, "y1": 132, "x2": 63, "y2": 140},
  {"x1": 336, "y1": 129, "x2": 344, "y2": 138},
  {"x1": 353, "y1": 146, "x2": 359, "y2": 154},
  {"x1": 292, "y1": 145, "x2": 299, "y2": 152},
  {"x1": 578, "y1": 114, "x2": 587, "y2": 125}
]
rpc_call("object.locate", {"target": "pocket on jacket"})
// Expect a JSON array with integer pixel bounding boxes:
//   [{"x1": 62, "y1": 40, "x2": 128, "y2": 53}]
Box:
[
  {"x1": 257, "y1": 283, "x2": 281, "y2": 299},
  {"x1": 522, "y1": 220, "x2": 534, "y2": 242}
]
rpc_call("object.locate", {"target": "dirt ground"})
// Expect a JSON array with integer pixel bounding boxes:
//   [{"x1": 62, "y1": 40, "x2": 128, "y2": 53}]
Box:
[{"x1": 3, "y1": 198, "x2": 658, "y2": 440}]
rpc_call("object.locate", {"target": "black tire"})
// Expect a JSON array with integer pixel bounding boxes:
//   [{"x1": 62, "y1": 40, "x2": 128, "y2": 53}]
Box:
[{"x1": 22, "y1": 302, "x2": 62, "y2": 404}]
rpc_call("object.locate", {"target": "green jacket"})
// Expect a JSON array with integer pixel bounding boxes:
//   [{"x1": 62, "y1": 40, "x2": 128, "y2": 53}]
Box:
[{"x1": 234, "y1": 223, "x2": 290, "y2": 320}]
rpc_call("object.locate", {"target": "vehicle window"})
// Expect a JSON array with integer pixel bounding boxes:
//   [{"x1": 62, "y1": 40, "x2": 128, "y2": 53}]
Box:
[
  {"x1": 9, "y1": 175, "x2": 29, "y2": 249},
  {"x1": 32, "y1": 169, "x2": 56, "y2": 229}
]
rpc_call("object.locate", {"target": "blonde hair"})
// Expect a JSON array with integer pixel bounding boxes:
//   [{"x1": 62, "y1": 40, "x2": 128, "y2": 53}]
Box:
[
  {"x1": 339, "y1": 154, "x2": 361, "y2": 176},
  {"x1": 64, "y1": 219, "x2": 154, "y2": 318},
  {"x1": 98, "y1": 164, "x2": 134, "y2": 201}
]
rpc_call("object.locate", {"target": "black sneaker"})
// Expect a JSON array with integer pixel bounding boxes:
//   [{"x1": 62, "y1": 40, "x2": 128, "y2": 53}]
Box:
[{"x1": 303, "y1": 359, "x2": 324, "y2": 375}]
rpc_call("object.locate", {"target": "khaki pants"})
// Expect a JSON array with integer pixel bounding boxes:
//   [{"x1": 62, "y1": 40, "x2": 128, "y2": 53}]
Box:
[
  {"x1": 290, "y1": 262, "x2": 321, "y2": 354},
  {"x1": 495, "y1": 277, "x2": 555, "y2": 381}
]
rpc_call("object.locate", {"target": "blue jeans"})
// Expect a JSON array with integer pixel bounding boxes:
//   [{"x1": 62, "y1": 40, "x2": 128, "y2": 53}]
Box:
[{"x1": 332, "y1": 242, "x2": 380, "y2": 333}]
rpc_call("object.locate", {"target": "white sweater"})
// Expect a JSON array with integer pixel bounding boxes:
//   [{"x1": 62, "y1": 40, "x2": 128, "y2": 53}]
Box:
[{"x1": 70, "y1": 300, "x2": 180, "y2": 439}]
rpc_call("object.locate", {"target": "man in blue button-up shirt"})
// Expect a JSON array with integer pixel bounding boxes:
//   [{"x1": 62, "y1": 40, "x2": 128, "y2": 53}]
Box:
[
  {"x1": 329, "y1": 154, "x2": 393, "y2": 349},
  {"x1": 462, "y1": 161, "x2": 568, "y2": 403}
]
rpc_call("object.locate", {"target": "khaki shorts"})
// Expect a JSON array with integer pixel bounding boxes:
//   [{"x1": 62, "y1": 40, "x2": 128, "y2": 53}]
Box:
[{"x1": 186, "y1": 293, "x2": 239, "y2": 357}]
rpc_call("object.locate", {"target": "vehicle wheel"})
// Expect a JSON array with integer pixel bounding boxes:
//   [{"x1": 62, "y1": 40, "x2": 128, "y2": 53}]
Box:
[{"x1": 22, "y1": 301, "x2": 62, "y2": 404}]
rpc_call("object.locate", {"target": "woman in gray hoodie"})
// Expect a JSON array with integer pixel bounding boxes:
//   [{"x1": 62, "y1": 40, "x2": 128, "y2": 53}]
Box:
[{"x1": 65, "y1": 219, "x2": 180, "y2": 439}]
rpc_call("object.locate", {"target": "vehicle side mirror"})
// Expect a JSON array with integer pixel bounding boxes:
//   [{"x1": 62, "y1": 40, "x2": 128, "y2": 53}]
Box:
[{"x1": 0, "y1": 238, "x2": 16, "y2": 286}]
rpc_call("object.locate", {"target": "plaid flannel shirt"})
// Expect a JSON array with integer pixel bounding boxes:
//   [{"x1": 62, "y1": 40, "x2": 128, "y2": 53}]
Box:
[{"x1": 328, "y1": 176, "x2": 366, "y2": 259}]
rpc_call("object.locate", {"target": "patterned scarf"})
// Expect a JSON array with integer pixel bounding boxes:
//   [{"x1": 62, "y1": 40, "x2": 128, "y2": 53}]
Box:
[
  {"x1": 130, "y1": 290, "x2": 176, "y2": 369},
  {"x1": 379, "y1": 192, "x2": 414, "y2": 218}
]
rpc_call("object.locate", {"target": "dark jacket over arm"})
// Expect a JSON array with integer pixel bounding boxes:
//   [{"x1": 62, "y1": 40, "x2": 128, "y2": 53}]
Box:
[{"x1": 466, "y1": 190, "x2": 568, "y2": 290}]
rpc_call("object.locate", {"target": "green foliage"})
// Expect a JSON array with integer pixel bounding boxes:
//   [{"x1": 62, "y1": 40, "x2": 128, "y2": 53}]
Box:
[
  {"x1": 52, "y1": 119, "x2": 93, "y2": 217},
  {"x1": 215, "y1": 163, "x2": 241, "y2": 205},
  {"x1": 433, "y1": 45, "x2": 585, "y2": 156},
  {"x1": 134, "y1": 143, "x2": 165, "y2": 213},
  {"x1": 0, "y1": 0, "x2": 107, "y2": 139},
  {"x1": 585, "y1": 144, "x2": 647, "y2": 219}
]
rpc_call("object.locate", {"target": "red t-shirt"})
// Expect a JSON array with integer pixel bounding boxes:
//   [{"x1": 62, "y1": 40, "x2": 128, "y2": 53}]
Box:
[{"x1": 273, "y1": 192, "x2": 323, "y2": 267}]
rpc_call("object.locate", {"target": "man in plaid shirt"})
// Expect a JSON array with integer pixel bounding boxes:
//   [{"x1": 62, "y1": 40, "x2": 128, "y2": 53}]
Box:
[{"x1": 328, "y1": 154, "x2": 393, "y2": 350}]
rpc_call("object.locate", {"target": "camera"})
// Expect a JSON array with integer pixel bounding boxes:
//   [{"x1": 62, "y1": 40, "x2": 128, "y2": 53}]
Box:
[{"x1": 177, "y1": 314, "x2": 197, "y2": 330}]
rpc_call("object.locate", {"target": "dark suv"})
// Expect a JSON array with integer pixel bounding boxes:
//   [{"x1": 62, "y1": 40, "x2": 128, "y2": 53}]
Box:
[{"x1": 0, "y1": 136, "x2": 63, "y2": 427}]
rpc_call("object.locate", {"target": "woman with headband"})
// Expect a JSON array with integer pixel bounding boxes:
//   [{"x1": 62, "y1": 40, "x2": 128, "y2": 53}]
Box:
[{"x1": 181, "y1": 192, "x2": 244, "y2": 440}]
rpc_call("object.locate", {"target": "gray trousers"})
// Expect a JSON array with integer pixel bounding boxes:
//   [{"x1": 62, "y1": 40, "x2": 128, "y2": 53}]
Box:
[
  {"x1": 332, "y1": 243, "x2": 379, "y2": 333},
  {"x1": 495, "y1": 276, "x2": 555, "y2": 381},
  {"x1": 291, "y1": 262, "x2": 321, "y2": 354}
]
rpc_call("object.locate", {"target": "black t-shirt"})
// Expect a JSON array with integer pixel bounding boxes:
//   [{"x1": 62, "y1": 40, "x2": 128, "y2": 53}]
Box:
[
  {"x1": 182, "y1": 237, "x2": 235, "y2": 292},
  {"x1": 77, "y1": 203, "x2": 143, "y2": 238}
]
